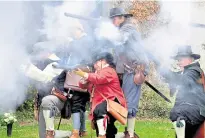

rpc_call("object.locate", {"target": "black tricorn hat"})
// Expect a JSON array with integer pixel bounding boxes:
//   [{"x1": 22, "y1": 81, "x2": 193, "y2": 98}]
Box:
[
  {"x1": 172, "y1": 45, "x2": 200, "y2": 60},
  {"x1": 92, "y1": 52, "x2": 114, "y2": 64},
  {"x1": 109, "y1": 7, "x2": 133, "y2": 18}
]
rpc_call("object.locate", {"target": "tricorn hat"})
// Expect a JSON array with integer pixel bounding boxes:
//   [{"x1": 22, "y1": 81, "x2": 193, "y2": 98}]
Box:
[
  {"x1": 109, "y1": 7, "x2": 133, "y2": 18},
  {"x1": 172, "y1": 45, "x2": 200, "y2": 60},
  {"x1": 92, "y1": 52, "x2": 114, "y2": 64}
]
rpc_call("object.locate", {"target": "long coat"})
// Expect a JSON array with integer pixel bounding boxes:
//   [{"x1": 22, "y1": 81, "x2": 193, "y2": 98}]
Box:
[
  {"x1": 79, "y1": 66, "x2": 127, "y2": 120},
  {"x1": 160, "y1": 62, "x2": 205, "y2": 125},
  {"x1": 113, "y1": 19, "x2": 149, "y2": 117}
]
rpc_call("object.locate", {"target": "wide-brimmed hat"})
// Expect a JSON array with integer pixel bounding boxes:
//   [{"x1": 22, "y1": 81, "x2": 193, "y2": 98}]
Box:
[
  {"x1": 172, "y1": 45, "x2": 200, "y2": 60},
  {"x1": 92, "y1": 52, "x2": 114, "y2": 64},
  {"x1": 109, "y1": 7, "x2": 133, "y2": 18}
]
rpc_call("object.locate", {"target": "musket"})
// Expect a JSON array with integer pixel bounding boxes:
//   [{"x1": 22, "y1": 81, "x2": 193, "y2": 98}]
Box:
[
  {"x1": 64, "y1": 12, "x2": 100, "y2": 22},
  {"x1": 123, "y1": 64, "x2": 172, "y2": 103},
  {"x1": 52, "y1": 63, "x2": 92, "y2": 73},
  {"x1": 144, "y1": 81, "x2": 172, "y2": 103},
  {"x1": 190, "y1": 23, "x2": 205, "y2": 28},
  {"x1": 52, "y1": 63, "x2": 80, "y2": 70}
]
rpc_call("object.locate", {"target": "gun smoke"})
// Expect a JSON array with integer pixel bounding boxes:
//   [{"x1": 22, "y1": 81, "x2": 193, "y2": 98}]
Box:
[
  {"x1": 0, "y1": 1, "x2": 97, "y2": 113},
  {"x1": 0, "y1": 1, "x2": 205, "y2": 114},
  {"x1": 0, "y1": 1, "x2": 44, "y2": 112},
  {"x1": 143, "y1": 1, "x2": 205, "y2": 69}
]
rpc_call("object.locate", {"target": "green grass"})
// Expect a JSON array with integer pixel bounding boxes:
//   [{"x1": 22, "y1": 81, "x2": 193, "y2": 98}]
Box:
[{"x1": 0, "y1": 119, "x2": 175, "y2": 138}]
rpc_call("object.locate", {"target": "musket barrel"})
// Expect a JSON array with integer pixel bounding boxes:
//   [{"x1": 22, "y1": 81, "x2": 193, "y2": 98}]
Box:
[
  {"x1": 190, "y1": 23, "x2": 205, "y2": 28},
  {"x1": 64, "y1": 12, "x2": 99, "y2": 21}
]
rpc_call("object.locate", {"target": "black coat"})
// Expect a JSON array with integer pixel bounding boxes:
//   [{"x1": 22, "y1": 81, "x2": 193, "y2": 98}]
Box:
[{"x1": 70, "y1": 91, "x2": 90, "y2": 113}]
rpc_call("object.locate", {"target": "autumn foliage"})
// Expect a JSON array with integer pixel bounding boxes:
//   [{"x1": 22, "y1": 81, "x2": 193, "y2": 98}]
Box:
[{"x1": 129, "y1": 1, "x2": 160, "y2": 22}]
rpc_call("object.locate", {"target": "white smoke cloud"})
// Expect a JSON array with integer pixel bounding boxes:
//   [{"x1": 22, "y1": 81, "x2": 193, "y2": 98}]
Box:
[
  {"x1": 0, "y1": 1, "x2": 43, "y2": 113},
  {"x1": 143, "y1": 1, "x2": 205, "y2": 68},
  {"x1": 0, "y1": 0, "x2": 98, "y2": 113},
  {"x1": 41, "y1": 1, "x2": 96, "y2": 42},
  {"x1": 96, "y1": 21, "x2": 121, "y2": 44}
]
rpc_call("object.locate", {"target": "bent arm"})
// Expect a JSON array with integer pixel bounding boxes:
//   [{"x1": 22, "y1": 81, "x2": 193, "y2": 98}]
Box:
[
  {"x1": 24, "y1": 63, "x2": 63, "y2": 83},
  {"x1": 87, "y1": 69, "x2": 114, "y2": 85},
  {"x1": 159, "y1": 67, "x2": 199, "y2": 86}
]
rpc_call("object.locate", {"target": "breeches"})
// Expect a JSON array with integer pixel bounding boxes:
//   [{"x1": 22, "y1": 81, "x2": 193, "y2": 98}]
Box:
[
  {"x1": 93, "y1": 101, "x2": 118, "y2": 138},
  {"x1": 122, "y1": 72, "x2": 141, "y2": 118},
  {"x1": 170, "y1": 104, "x2": 204, "y2": 125},
  {"x1": 39, "y1": 95, "x2": 64, "y2": 138},
  {"x1": 170, "y1": 103, "x2": 205, "y2": 138}
]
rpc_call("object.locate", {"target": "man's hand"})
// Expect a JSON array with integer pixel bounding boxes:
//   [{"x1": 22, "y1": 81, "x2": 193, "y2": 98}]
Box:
[
  {"x1": 74, "y1": 68, "x2": 88, "y2": 79},
  {"x1": 52, "y1": 63, "x2": 59, "y2": 68},
  {"x1": 79, "y1": 78, "x2": 88, "y2": 84}
]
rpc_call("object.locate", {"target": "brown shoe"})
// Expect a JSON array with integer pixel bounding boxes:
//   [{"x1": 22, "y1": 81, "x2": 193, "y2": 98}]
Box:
[
  {"x1": 46, "y1": 130, "x2": 54, "y2": 138},
  {"x1": 79, "y1": 131, "x2": 88, "y2": 137},
  {"x1": 98, "y1": 135, "x2": 106, "y2": 138},
  {"x1": 70, "y1": 129, "x2": 80, "y2": 138}
]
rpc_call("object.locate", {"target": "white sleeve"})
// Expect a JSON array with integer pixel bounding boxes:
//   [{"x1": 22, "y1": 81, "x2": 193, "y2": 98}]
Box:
[{"x1": 25, "y1": 62, "x2": 63, "y2": 83}]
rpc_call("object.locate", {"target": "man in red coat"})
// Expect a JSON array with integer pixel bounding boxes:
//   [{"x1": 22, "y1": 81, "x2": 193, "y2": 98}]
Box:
[{"x1": 74, "y1": 52, "x2": 127, "y2": 138}]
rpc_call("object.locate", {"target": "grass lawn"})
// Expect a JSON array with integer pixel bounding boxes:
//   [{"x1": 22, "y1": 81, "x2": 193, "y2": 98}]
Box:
[{"x1": 0, "y1": 119, "x2": 175, "y2": 138}]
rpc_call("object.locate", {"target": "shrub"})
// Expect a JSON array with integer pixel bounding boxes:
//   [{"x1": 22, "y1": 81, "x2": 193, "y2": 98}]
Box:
[
  {"x1": 137, "y1": 80, "x2": 173, "y2": 118},
  {"x1": 16, "y1": 86, "x2": 37, "y2": 121}
]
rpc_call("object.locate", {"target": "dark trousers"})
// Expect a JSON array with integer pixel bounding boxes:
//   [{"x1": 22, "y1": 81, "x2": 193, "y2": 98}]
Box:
[
  {"x1": 93, "y1": 101, "x2": 118, "y2": 138},
  {"x1": 175, "y1": 123, "x2": 201, "y2": 138},
  {"x1": 185, "y1": 123, "x2": 201, "y2": 138}
]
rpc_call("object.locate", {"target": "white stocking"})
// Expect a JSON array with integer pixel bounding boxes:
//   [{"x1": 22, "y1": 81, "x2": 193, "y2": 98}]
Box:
[
  {"x1": 173, "y1": 120, "x2": 185, "y2": 138},
  {"x1": 43, "y1": 110, "x2": 55, "y2": 131},
  {"x1": 127, "y1": 118, "x2": 136, "y2": 137},
  {"x1": 97, "y1": 118, "x2": 107, "y2": 136}
]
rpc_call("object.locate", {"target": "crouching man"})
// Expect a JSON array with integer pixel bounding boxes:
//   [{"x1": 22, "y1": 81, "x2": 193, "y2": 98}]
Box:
[
  {"x1": 158, "y1": 45, "x2": 205, "y2": 138},
  {"x1": 21, "y1": 52, "x2": 69, "y2": 138}
]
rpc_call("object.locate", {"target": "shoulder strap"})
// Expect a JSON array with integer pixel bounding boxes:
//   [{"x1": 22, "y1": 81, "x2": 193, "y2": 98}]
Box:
[
  {"x1": 201, "y1": 71, "x2": 205, "y2": 92},
  {"x1": 197, "y1": 69, "x2": 205, "y2": 92},
  {"x1": 98, "y1": 92, "x2": 108, "y2": 102},
  {"x1": 90, "y1": 85, "x2": 95, "y2": 103}
]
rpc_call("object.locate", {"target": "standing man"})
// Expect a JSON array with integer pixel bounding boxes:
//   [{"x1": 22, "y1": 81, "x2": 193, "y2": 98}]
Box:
[
  {"x1": 66, "y1": 21, "x2": 94, "y2": 138},
  {"x1": 158, "y1": 45, "x2": 205, "y2": 138},
  {"x1": 109, "y1": 7, "x2": 149, "y2": 138}
]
